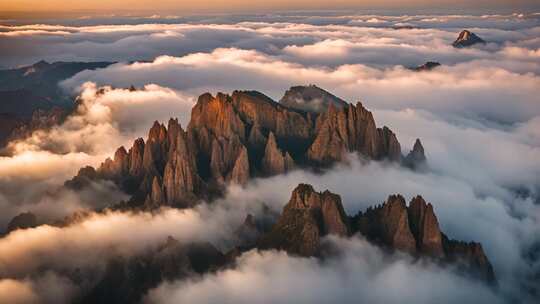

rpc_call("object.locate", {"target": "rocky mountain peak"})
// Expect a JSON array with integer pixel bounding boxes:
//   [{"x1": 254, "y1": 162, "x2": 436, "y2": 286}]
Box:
[
  {"x1": 6, "y1": 212, "x2": 38, "y2": 233},
  {"x1": 452, "y1": 30, "x2": 486, "y2": 48},
  {"x1": 256, "y1": 185, "x2": 495, "y2": 283},
  {"x1": 258, "y1": 184, "x2": 349, "y2": 256},
  {"x1": 68, "y1": 87, "x2": 424, "y2": 209},
  {"x1": 280, "y1": 84, "x2": 348, "y2": 113},
  {"x1": 411, "y1": 61, "x2": 441, "y2": 71},
  {"x1": 261, "y1": 132, "x2": 295, "y2": 175},
  {"x1": 404, "y1": 138, "x2": 427, "y2": 170},
  {"x1": 408, "y1": 196, "x2": 444, "y2": 257},
  {"x1": 32, "y1": 60, "x2": 50, "y2": 70}
]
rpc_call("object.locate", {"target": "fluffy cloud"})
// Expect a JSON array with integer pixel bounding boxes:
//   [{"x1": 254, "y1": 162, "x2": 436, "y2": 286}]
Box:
[
  {"x1": 1, "y1": 13, "x2": 538, "y2": 68},
  {"x1": 146, "y1": 237, "x2": 502, "y2": 304},
  {"x1": 62, "y1": 47, "x2": 540, "y2": 124}
]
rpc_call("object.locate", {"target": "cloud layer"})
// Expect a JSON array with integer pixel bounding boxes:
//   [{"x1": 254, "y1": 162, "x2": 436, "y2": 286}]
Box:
[
  {"x1": 146, "y1": 236, "x2": 501, "y2": 304},
  {"x1": 0, "y1": 12, "x2": 539, "y2": 304}
]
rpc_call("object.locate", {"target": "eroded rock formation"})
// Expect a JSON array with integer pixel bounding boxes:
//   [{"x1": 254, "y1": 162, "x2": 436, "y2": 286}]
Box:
[
  {"x1": 68, "y1": 87, "x2": 422, "y2": 208},
  {"x1": 403, "y1": 138, "x2": 427, "y2": 170},
  {"x1": 258, "y1": 184, "x2": 496, "y2": 284},
  {"x1": 257, "y1": 184, "x2": 349, "y2": 256}
]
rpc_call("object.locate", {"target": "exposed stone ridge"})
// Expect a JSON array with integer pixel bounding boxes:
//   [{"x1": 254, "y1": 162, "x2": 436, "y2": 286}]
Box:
[
  {"x1": 261, "y1": 132, "x2": 295, "y2": 175},
  {"x1": 81, "y1": 118, "x2": 205, "y2": 208},
  {"x1": 257, "y1": 184, "x2": 350, "y2": 256},
  {"x1": 279, "y1": 84, "x2": 348, "y2": 113},
  {"x1": 356, "y1": 195, "x2": 445, "y2": 256},
  {"x1": 307, "y1": 102, "x2": 401, "y2": 165},
  {"x1": 68, "y1": 87, "x2": 422, "y2": 208},
  {"x1": 354, "y1": 194, "x2": 495, "y2": 283},
  {"x1": 257, "y1": 184, "x2": 495, "y2": 284},
  {"x1": 404, "y1": 138, "x2": 427, "y2": 170}
]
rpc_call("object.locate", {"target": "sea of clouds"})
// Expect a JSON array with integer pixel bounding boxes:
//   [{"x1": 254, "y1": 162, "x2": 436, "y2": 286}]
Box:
[{"x1": 0, "y1": 12, "x2": 539, "y2": 303}]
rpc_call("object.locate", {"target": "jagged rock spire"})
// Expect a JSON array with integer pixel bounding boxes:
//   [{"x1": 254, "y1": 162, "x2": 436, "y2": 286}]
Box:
[
  {"x1": 258, "y1": 184, "x2": 349, "y2": 256},
  {"x1": 404, "y1": 138, "x2": 427, "y2": 170},
  {"x1": 261, "y1": 132, "x2": 295, "y2": 175}
]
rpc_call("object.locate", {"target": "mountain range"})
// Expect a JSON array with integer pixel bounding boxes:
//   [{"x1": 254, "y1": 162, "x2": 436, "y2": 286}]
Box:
[
  {"x1": 66, "y1": 85, "x2": 424, "y2": 209},
  {"x1": 2, "y1": 80, "x2": 498, "y2": 303},
  {"x1": 0, "y1": 60, "x2": 113, "y2": 147}
]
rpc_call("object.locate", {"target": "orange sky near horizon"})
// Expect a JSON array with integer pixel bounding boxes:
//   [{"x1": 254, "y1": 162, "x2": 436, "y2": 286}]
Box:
[{"x1": 0, "y1": 0, "x2": 536, "y2": 13}]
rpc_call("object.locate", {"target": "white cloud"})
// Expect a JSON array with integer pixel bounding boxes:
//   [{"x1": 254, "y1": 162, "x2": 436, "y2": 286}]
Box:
[{"x1": 146, "y1": 237, "x2": 502, "y2": 304}]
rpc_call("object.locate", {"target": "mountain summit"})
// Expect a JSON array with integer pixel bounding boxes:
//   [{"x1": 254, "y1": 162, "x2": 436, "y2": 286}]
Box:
[
  {"x1": 258, "y1": 184, "x2": 496, "y2": 284},
  {"x1": 279, "y1": 84, "x2": 348, "y2": 113},
  {"x1": 452, "y1": 30, "x2": 486, "y2": 48}
]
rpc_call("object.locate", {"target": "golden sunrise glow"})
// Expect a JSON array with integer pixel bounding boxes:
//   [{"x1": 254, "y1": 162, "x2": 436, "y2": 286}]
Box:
[{"x1": 0, "y1": 0, "x2": 537, "y2": 13}]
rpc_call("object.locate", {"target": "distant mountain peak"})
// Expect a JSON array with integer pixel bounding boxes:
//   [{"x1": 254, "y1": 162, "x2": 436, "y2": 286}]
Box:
[
  {"x1": 452, "y1": 30, "x2": 486, "y2": 48},
  {"x1": 32, "y1": 60, "x2": 50, "y2": 69},
  {"x1": 411, "y1": 61, "x2": 441, "y2": 72},
  {"x1": 280, "y1": 84, "x2": 348, "y2": 113}
]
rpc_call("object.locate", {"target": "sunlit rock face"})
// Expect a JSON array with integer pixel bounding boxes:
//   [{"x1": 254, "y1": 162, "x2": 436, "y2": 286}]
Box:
[
  {"x1": 354, "y1": 193, "x2": 496, "y2": 284},
  {"x1": 452, "y1": 30, "x2": 486, "y2": 48},
  {"x1": 257, "y1": 184, "x2": 496, "y2": 284},
  {"x1": 307, "y1": 102, "x2": 401, "y2": 165},
  {"x1": 68, "y1": 86, "x2": 419, "y2": 208},
  {"x1": 257, "y1": 184, "x2": 350, "y2": 256}
]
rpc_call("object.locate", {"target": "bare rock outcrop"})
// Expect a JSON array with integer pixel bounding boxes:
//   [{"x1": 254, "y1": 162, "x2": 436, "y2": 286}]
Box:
[
  {"x1": 68, "y1": 87, "x2": 423, "y2": 209},
  {"x1": 408, "y1": 196, "x2": 444, "y2": 257},
  {"x1": 307, "y1": 102, "x2": 401, "y2": 165},
  {"x1": 452, "y1": 30, "x2": 486, "y2": 48},
  {"x1": 257, "y1": 184, "x2": 349, "y2": 256},
  {"x1": 162, "y1": 127, "x2": 202, "y2": 207},
  {"x1": 353, "y1": 194, "x2": 495, "y2": 283},
  {"x1": 442, "y1": 235, "x2": 497, "y2": 284},
  {"x1": 261, "y1": 132, "x2": 295, "y2": 175},
  {"x1": 404, "y1": 138, "x2": 427, "y2": 170},
  {"x1": 356, "y1": 195, "x2": 417, "y2": 253},
  {"x1": 256, "y1": 184, "x2": 495, "y2": 283}
]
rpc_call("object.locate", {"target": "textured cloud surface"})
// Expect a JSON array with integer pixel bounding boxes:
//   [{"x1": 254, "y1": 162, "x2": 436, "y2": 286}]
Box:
[
  {"x1": 0, "y1": 83, "x2": 194, "y2": 225},
  {"x1": 146, "y1": 237, "x2": 501, "y2": 304}
]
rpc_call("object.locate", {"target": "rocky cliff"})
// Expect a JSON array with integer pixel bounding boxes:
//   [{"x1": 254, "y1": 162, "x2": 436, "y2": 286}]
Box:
[
  {"x1": 258, "y1": 184, "x2": 496, "y2": 284},
  {"x1": 257, "y1": 184, "x2": 349, "y2": 256},
  {"x1": 403, "y1": 138, "x2": 427, "y2": 170},
  {"x1": 68, "y1": 87, "x2": 418, "y2": 208}
]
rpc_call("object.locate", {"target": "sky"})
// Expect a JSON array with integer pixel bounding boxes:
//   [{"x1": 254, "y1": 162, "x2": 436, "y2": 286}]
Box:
[{"x1": 1, "y1": 0, "x2": 539, "y2": 14}]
